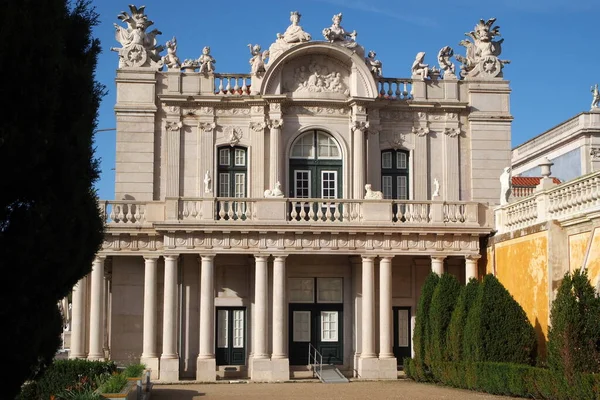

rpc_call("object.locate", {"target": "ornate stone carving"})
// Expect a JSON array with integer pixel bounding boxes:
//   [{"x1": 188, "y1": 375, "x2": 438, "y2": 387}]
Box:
[
  {"x1": 364, "y1": 184, "x2": 383, "y2": 200},
  {"x1": 412, "y1": 126, "x2": 430, "y2": 136},
  {"x1": 268, "y1": 119, "x2": 284, "y2": 129},
  {"x1": 248, "y1": 44, "x2": 269, "y2": 76},
  {"x1": 322, "y1": 13, "x2": 364, "y2": 57},
  {"x1": 226, "y1": 127, "x2": 243, "y2": 146},
  {"x1": 111, "y1": 5, "x2": 164, "y2": 69},
  {"x1": 411, "y1": 52, "x2": 439, "y2": 80},
  {"x1": 249, "y1": 121, "x2": 267, "y2": 132},
  {"x1": 388, "y1": 133, "x2": 407, "y2": 150},
  {"x1": 198, "y1": 122, "x2": 216, "y2": 132},
  {"x1": 446, "y1": 113, "x2": 458, "y2": 121},
  {"x1": 181, "y1": 58, "x2": 199, "y2": 71},
  {"x1": 198, "y1": 46, "x2": 216, "y2": 74},
  {"x1": 285, "y1": 106, "x2": 348, "y2": 115},
  {"x1": 437, "y1": 46, "x2": 456, "y2": 79},
  {"x1": 269, "y1": 103, "x2": 281, "y2": 113},
  {"x1": 590, "y1": 147, "x2": 600, "y2": 159},
  {"x1": 292, "y1": 62, "x2": 349, "y2": 95},
  {"x1": 380, "y1": 111, "x2": 413, "y2": 120},
  {"x1": 500, "y1": 166, "x2": 512, "y2": 205},
  {"x1": 216, "y1": 108, "x2": 250, "y2": 115},
  {"x1": 591, "y1": 84, "x2": 600, "y2": 110},
  {"x1": 268, "y1": 11, "x2": 312, "y2": 62},
  {"x1": 162, "y1": 37, "x2": 181, "y2": 70},
  {"x1": 365, "y1": 50, "x2": 382, "y2": 77},
  {"x1": 444, "y1": 127, "x2": 460, "y2": 137},
  {"x1": 350, "y1": 121, "x2": 370, "y2": 133},
  {"x1": 204, "y1": 171, "x2": 212, "y2": 193},
  {"x1": 165, "y1": 121, "x2": 182, "y2": 131},
  {"x1": 264, "y1": 181, "x2": 284, "y2": 198},
  {"x1": 455, "y1": 18, "x2": 510, "y2": 79}
]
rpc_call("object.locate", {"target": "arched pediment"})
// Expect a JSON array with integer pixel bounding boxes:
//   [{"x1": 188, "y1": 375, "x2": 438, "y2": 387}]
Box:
[{"x1": 260, "y1": 42, "x2": 378, "y2": 99}]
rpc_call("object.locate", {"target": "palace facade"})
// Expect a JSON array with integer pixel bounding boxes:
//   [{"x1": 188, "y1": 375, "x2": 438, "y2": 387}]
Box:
[{"x1": 66, "y1": 6, "x2": 512, "y2": 381}]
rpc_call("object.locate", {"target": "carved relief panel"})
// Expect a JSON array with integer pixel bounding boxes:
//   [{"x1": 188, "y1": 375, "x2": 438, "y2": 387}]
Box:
[{"x1": 281, "y1": 55, "x2": 351, "y2": 98}]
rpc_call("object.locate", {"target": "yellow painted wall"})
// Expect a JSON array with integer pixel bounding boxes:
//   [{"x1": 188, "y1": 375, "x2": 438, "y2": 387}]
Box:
[
  {"x1": 494, "y1": 231, "x2": 549, "y2": 358},
  {"x1": 569, "y1": 231, "x2": 591, "y2": 272},
  {"x1": 584, "y1": 228, "x2": 600, "y2": 287}
]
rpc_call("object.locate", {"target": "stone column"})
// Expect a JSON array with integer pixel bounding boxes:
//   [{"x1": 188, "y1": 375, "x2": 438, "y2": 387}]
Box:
[
  {"x1": 358, "y1": 256, "x2": 379, "y2": 378},
  {"x1": 352, "y1": 122, "x2": 368, "y2": 199},
  {"x1": 431, "y1": 256, "x2": 445, "y2": 275},
  {"x1": 141, "y1": 256, "x2": 159, "y2": 378},
  {"x1": 251, "y1": 255, "x2": 271, "y2": 381},
  {"x1": 88, "y1": 256, "x2": 105, "y2": 360},
  {"x1": 413, "y1": 117, "x2": 429, "y2": 200},
  {"x1": 268, "y1": 119, "x2": 284, "y2": 191},
  {"x1": 197, "y1": 254, "x2": 216, "y2": 382},
  {"x1": 69, "y1": 277, "x2": 87, "y2": 359},
  {"x1": 378, "y1": 256, "x2": 397, "y2": 379},
  {"x1": 465, "y1": 255, "x2": 480, "y2": 283},
  {"x1": 160, "y1": 255, "x2": 179, "y2": 381},
  {"x1": 271, "y1": 255, "x2": 289, "y2": 381}
]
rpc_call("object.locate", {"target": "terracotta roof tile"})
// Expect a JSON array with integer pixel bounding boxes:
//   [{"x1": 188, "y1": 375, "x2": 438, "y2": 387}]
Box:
[{"x1": 512, "y1": 176, "x2": 561, "y2": 187}]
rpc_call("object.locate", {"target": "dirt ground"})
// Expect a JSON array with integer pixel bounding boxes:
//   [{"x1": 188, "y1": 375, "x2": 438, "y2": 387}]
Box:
[{"x1": 150, "y1": 380, "x2": 523, "y2": 399}]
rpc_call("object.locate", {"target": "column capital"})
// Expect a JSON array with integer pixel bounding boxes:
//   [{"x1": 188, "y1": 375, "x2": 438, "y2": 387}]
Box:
[
  {"x1": 143, "y1": 255, "x2": 160, "y2": 261},
  {"x1": 164, "y1": 254, "x2": 179, "y2": 262},
  {"x1": 200, "y1": 254, "x2": 216, "y2": 261},
  {"x1": 254, "y1": 254, "x2": 269, "y2": 262},
  {"x1": 94, "y1": 255, "x2": 107, "y2": 262},
  {"x1": 361, "y1": 255, "x2": 377, "y2": 261},
  {"x1": 465, "y1": 254, "x2": 482, "y2": 261},
  {"x1": 379, "y1": 256, "x2": 394, "y2": 262},
  {"x1": 272, "y1": 254, "x2": 288, "y2": 261},
  {"x1": 431, "y1": 255, "x2": 447, "y2": 261}
]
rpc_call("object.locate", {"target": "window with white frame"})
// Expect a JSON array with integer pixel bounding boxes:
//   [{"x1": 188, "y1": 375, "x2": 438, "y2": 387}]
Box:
[{"x1": 217, "y1": 146, "x2": 247, "y2": 197}]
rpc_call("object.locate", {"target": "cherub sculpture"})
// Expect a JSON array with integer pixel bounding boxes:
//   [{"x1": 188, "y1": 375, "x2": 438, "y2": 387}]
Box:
[
  {"x1": 111, "y1": 4, "x2": 164, "y2": 69},
  {"x1": 248, "y1": 44, "x2": 269, "y2": 76},
  {"x1": 437, "y1": 46, "x2": 456, "y2": 78},
  {"x1": 591, "y1": 84, "x2": 600, "y2": 109},
  {"x1": 365, "y1": 50, "x2": 383, "y2": 77},
  {"x1": 454, "y1": 18, "x2": 510, "y2": 78},
  {"x1": 198, "y1": 46, "x2": 216, "y2": 74},
  {"x1": 162, "y1": 37, "x2": 181, "y2": 69},
  {"x1": 411, "y1": 52, "x2": 430, "y2": 80}
]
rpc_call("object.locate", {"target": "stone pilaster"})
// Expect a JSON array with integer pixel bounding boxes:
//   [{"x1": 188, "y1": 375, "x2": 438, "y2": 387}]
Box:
[
  {"x1": 268, "y1": 118, "x2": 284, "y2": 192},
  {"x1": 413, "y1": 112, "x2": 430, "y2": 200},
  {"x1": 351, "y1": 103, "x2": 369, "y2": 199},
  {"x1": 250, "y1": 106, "x2": 267, "y2": 197},
  {"x1": 141, "y1": 256, "x2": 159, "y2": 379},
  {"x1": 165, "y1": 120, "x2": 183, "y2": 198},
  {"x1": 366, "y1": 109, "x2": 381, "y2": 191},
  {"x1": 198, "y1": 115, "x2": 216, "y2": 199},
  {"x1": 197, "y1": 254, "x2": 216, "y2": 381},
  {"x1": 88, "y1": 257, "x2": 105, "y2": 360},
  {"x1": 69, "y1": 277, "x2": 87, "y2": 359},
  {"x1": 160, "y1": 255, "x2": 179, "y2": 381},
  {"x1": 443, "y1": 113, "x2": 460, "y2": 201}
]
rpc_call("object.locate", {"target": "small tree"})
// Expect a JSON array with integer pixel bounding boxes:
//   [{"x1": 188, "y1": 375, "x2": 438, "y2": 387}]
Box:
[
  {"x1": 446, "y1": 278, "x2": 479, "y2": 361},
  {"x1": 413, "y1": 272, "x2": 440, "y2": 365},
  {"x1": 429, "y1": 273, "x2": 462, "y2": 362},
  {"x1": 548, "y1": 269, "x2": 600, "y2": 380},
  {"x1": 463, "y1": 274, "x2": 536, "y2": 365}
]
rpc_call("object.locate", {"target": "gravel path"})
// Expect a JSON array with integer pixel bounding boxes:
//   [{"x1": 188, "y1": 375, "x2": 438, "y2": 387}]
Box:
[{"x1": 150, "y1": 380, "x2": 522, "y2": 399}]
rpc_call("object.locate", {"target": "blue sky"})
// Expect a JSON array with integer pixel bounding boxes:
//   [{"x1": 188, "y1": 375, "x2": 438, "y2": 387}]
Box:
[{"x1": 91, "y1": 0, "x2": 599, "y2": 200}]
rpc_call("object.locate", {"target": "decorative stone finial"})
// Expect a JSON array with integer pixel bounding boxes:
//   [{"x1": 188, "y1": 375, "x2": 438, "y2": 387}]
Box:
[
  {"x1": 198, "y1": 46, "x2": 216, "y2": 74},
  {"x1": 162, "y1": 37, "x2": 181, "y2": 70},
  {"x1": 322, "y1": 13, "x2": 364, "y2": 57},
  {"x1": 437, "y1": 46, "x2": 456, "y2": 79},
  {"x1": 364, "y1": 184, "x2": 383, "y2": 200},
  {"x1": 591, "y1": 84, "x2": 600, "y2": 111},
  {"x1": 499, "y1": 166, "x2": 511, "y2": 205},
  {"x1": 454, "y1": 18, "x2": 510, "y2": 79},
  {"x1": 365, "y1": 50, "x2": 383, "y2": 77},
  {"x1": 110, "y1": 5, "x2": 164, "y2": 69},
  {"x1": 539, "y1": 157, "x2": 554, "y2": 179}
]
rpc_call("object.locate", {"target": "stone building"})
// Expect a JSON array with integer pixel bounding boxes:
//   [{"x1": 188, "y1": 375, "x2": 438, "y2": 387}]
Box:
[{"x1": 67, "y1": 6, "x2": 511, "y2": 381}]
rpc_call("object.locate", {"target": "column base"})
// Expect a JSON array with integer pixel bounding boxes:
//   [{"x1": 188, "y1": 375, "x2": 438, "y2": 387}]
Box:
[
  {"x1": 357, "y1": 356, "x2": 397, "y2": 380},
  {"x1": 270, "y1": 358, "x2": 290, "y2": 382},
  {"x1": 249, "y1": 357, "x2": 272, "y2": 381},
  {"x1": 196, "y1": 358, "x2": 217, "y2": 382},
  {"x1": 140, "y1": 356, "x2": 160, "y2": 380},
  {"x1": 87, "y1": 353, "x2": 104, "y2": 361},
  {"x1": 159, "y1": 356, "x2": 180, "y2": 382}
]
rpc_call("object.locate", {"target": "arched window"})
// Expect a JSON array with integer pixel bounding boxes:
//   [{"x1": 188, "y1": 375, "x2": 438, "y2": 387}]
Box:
[
  {"x1": 289, "y1": 130, "x2": 342, "y2": 199},
  {"x1": 217, "y1": 146, "x2": 247, "y2": 197},
  {"x1": 381, "y1": 149, "x2": 409, "y2": 199}
]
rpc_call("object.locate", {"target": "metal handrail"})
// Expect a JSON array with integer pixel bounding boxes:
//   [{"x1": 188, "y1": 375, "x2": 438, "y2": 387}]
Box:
[{"x1": 308, "y1": 343, "x2": 323, "y2": 381}]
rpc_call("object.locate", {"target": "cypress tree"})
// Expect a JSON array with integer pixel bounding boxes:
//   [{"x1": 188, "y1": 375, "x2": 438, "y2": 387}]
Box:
[
  {"x1": 0, "y1": 1, "x2": 105, "y2": 398},
  {"x1": 413, "y1": 272, "x2": 440, "y2": 366},
  {"x1": 548, "y1": 269, "x2": 600, "y2": 379},
  {"x1": 429, "y1": 273, "x2": 462, "y2": 362},
  {"x1": 446, "y1": 277, "x2": 479, "y2": 361}
]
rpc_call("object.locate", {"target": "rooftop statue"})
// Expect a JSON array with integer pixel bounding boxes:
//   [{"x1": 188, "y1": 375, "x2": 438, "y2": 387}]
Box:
[
  {"x1": 322, "y1": 13, "x2": 365, "y2": 57},
  {"x1": 454, "y1": 18, "x2": 510, "y2": 79},
  {"x1": 499, "y1": 167, "x2": 512, "y2": 205},
  {"x1": 411, "y1": 52, "x2": 430, "y2": 80},
  {"x1": 162, "y1": 37, "x2": 181, "y2": 70},
  {"x1": 437, "y1": 46, "x2": 456, "y2": 79},
  {"x1": 591, "y1": 84, "x2": 600, "y2": 110},
  {"x1": 248, "y1": 44, "x2": 269, "y2": 76},
  {"x1": 198, "y1": 46, "x2": 216, "y2": 74},
  {"x1": 269, "y1": 11, "x2": 312, "y2": 63},
  {"x1": 365, "y1": 50, "x2": 383, "y2": 77},
  {"x1": 111, "y1": 5, "x2": 164, "y2": 69}
]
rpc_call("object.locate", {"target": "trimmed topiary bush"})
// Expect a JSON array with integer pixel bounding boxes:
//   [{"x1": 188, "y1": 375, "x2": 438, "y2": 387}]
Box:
[
  {"x1": 429, "y1": 273, "x2": 462, "y2": 362},
  {"x1": 413, "y1": 272, "x2": 440, "y2": 366},
  {"x1": 548, "y1": 268, "x2": 600, "y2": 380},
  {"x1": 446, "y1": 278, "x2": 479, "y2": 361},
  {"x1": 463, "y1": 274, "x2": 536, "y2": 365}
]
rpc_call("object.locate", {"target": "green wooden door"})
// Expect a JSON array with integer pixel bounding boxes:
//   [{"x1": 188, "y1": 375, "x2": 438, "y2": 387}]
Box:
[{"x1": 215, "y1": 307, "x2": 246, "y2": 366}]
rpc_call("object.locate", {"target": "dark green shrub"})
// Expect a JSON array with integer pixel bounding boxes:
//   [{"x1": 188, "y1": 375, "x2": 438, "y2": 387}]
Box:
[
  {"x1": 412, "y1": 272, "x2": 439, "y2": 366},
  {"x1": 463, "y1": 274, "x2": 536, "y2": 365},
  {"x1": 17, "y1": 359, "x2": 117, "y2": 400},
  {"x1": 98, "y1": 373, "x2": 127, "y2": 394},
  {"x1": 446, "y1": 278, "x2": 479, "y2": 361},
  {"x1": 121, "y1": 362, "x2": 146, "y2": 378},
  {"x1": 548, "y1": 269, "x2": 600, "y2": 380},
  {"x1": 429, "y1": 273, "x2": 462, "y2": 362}
]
